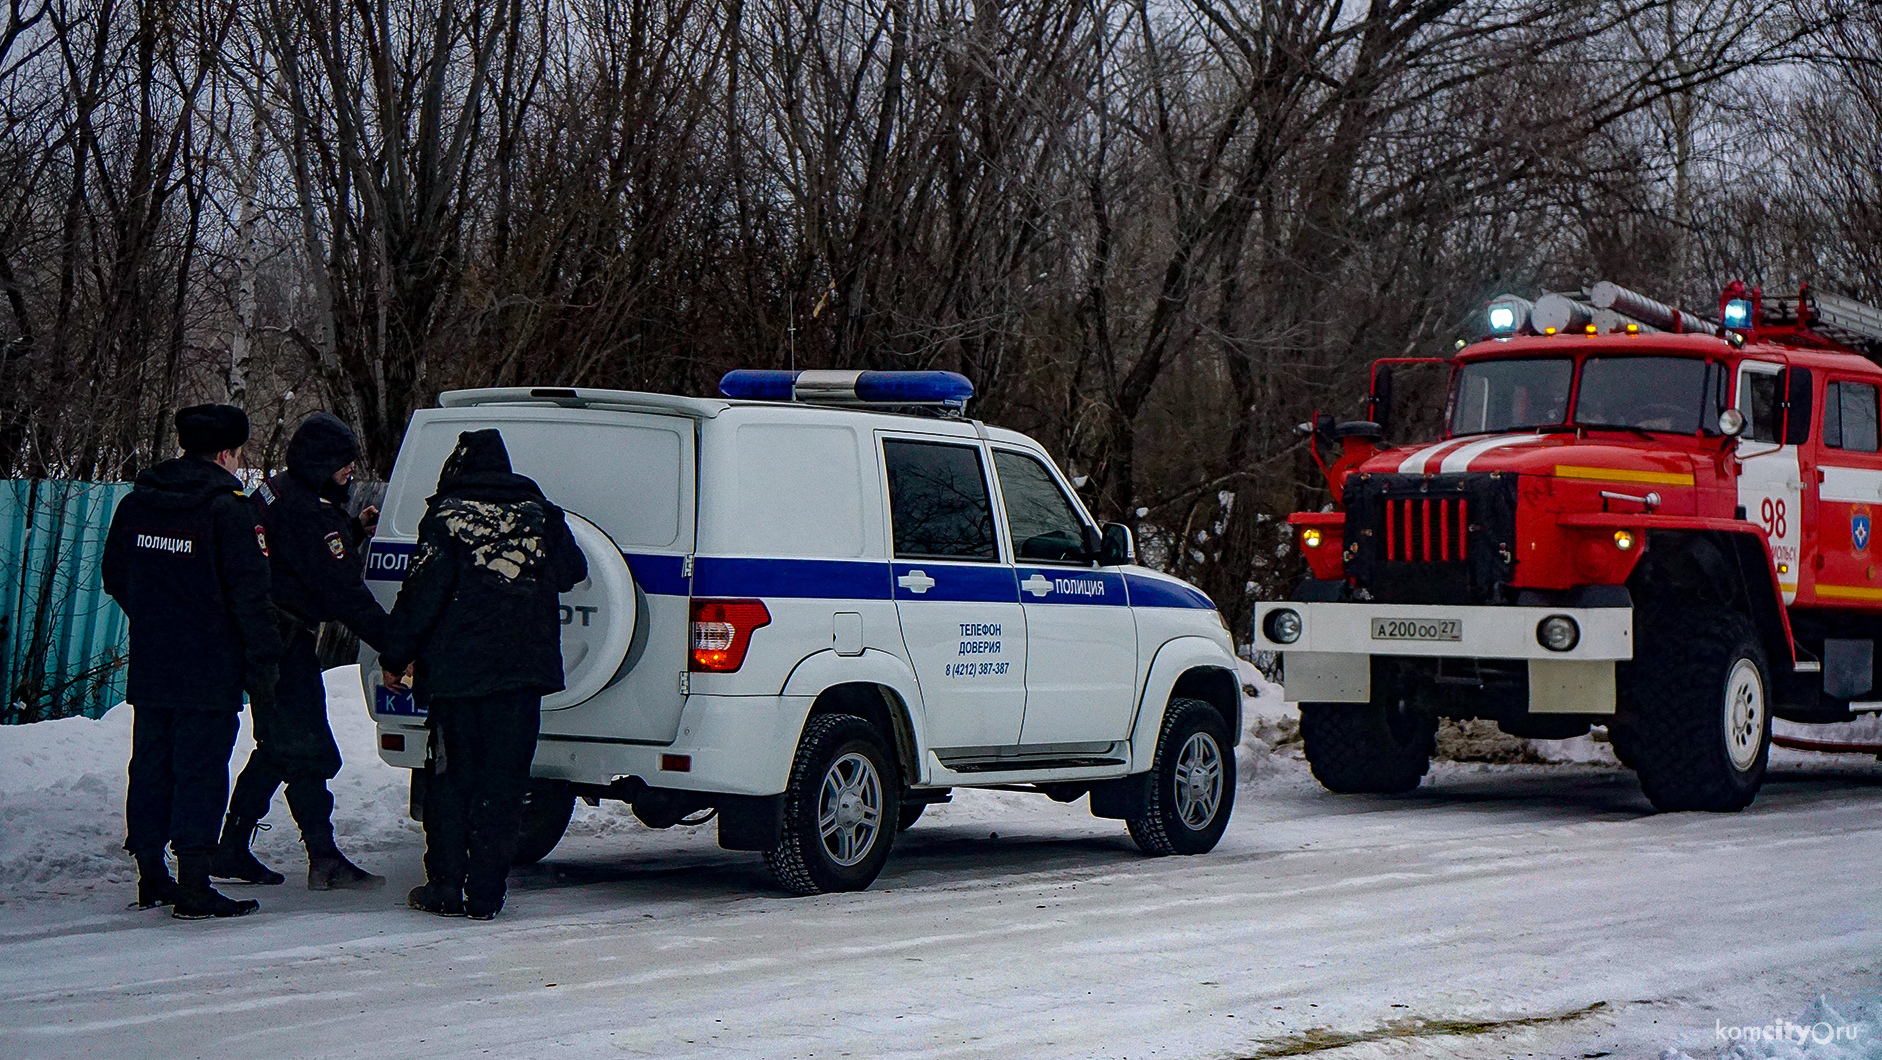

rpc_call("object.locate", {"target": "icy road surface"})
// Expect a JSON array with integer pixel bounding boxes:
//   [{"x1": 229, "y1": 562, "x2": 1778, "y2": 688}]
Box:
[{"x1": 2, "y1": 670, "x2": 1879, "y2": 1060}]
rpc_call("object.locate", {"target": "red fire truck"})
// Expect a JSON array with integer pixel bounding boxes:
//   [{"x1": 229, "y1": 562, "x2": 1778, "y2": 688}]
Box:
[{"x1": 1253, "y1": 281, "x2": 1882, "y2": 811}]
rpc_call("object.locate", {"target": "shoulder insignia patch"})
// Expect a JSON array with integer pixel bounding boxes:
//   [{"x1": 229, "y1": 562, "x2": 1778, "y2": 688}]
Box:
[
  {"x1": 325, "y1": 531, "x2": 347, "y2": 559},
  {"x1": 255, "y1": 526, "x2": 270, "y2": 557}
]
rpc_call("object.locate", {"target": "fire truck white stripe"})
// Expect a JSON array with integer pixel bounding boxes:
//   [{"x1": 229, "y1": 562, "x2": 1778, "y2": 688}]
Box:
[
  {"x1": 1397, "y1": 439, "x2": 1468, "y2": 474},
  {"x1": 1437, "y1": 433, "x2": 1547, "y2": 473},
  {"x1": 1819, "y1": 465, "x2": 1882, "y2": 504}
]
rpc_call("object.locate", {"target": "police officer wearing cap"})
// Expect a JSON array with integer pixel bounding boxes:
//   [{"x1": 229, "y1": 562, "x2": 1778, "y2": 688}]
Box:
[
  {"x1": 103, "y1": 404, "x2": 280, "y2": 920},
  {"x1": 213, "y1": 413, "x2": 390, "y2": 891}
]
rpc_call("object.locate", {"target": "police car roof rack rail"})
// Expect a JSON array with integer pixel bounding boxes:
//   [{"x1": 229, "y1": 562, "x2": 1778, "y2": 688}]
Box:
[{"x1": 719, "y1": 370, "x2": 973, "y2": 415}]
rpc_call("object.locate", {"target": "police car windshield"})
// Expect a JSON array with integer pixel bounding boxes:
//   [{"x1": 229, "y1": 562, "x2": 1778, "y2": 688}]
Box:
[
  {"x1": 1573, "y1": 356, "x2": 1721, "y2": 434},
  {"x1": 1448, "y1": 358, "x2": 1571, "y2": 435}
]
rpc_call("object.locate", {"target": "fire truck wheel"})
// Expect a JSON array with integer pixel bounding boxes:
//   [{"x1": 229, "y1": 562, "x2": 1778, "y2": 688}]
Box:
[
  {"x1": 1628, "y1": 611, "x2": 1770, "y2": 812},
  {"x1": 1299, "y1": 696, "x2": 1437, "y2": 795},
  {"x1": 1127, "y1": 699, "x2": 1236, "y2": 856},
  {"x1": 764, "y1": 714, "x2": 900, "y2": 895}
]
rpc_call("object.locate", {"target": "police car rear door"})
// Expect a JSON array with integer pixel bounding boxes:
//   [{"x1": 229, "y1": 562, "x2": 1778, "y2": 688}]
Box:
[
  {"x1": 991, "y1": 447, "x2": 1137, "y2": 745},
  {"x1": 879, "y1": 435, "x2": 1027, "y2": 749}
]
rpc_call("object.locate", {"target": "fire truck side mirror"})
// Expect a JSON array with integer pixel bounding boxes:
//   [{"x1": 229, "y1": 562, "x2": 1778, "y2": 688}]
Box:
[
  {"x1": 1370, "y1": 365, "x2": 1396, "y2": 436},
  {"x1": 1718, "y1": 408, "x2": 1746, "y2": 438}
]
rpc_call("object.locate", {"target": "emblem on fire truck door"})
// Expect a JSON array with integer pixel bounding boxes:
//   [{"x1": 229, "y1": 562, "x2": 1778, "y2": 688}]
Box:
[{"x1": 1854, "y1": 504, "x2": 1871, "y2": 554}]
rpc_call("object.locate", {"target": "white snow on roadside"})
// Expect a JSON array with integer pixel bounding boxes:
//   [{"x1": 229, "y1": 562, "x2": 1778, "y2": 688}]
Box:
[{"x1": 0, "y1": 669, "x2": 421, "y2": 900}]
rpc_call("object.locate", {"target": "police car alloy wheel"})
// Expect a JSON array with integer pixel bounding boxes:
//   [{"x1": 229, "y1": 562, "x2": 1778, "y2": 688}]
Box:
[
  {"x1": 765, "y1": 714, "x2": 902, "y2": 895},
  {"x1": 1173, "y1": 731, "x2": 1225, "y2": 830},
  {"x1": 818, "y1": 752, "x2": 884, "y2": 867}
]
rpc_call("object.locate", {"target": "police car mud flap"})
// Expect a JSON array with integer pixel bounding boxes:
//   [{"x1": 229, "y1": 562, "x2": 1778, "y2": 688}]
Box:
[{"x1": 541, "y1": 513, "x2": 639, "y2": 710}]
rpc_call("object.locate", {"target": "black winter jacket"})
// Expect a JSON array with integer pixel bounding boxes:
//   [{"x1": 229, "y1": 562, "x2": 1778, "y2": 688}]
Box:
[
  {"x1": 254, "y1": 414, "x2": 389, "y2": 649},
  {"x1": 379, "y1": 430, "x2": 587, "y2": 700},
  {"x1": 103, "y1": 456, "x2": 282, "y2": 711}
]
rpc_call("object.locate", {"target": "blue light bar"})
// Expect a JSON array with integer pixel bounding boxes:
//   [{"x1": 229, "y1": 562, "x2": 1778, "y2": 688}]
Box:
[
  {"x1": 718, "y1": 370, "x2": 797, "y2": 401},
  {"x1": 854, "y1": 371, "x2": 973, "y2": 407},
  {"x1": 1723, "y1": 299, "x2": 1752, "y2": 329},
  {"x1": 719, "y1": 369, "x2": 974, "y2": 409}
]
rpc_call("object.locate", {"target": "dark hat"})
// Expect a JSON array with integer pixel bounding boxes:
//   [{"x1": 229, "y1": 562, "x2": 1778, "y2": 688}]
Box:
[
  {"x1": 176, "y1": 404, "x2": 250, "y2": 455},
  {"x1": 438, "y1": 429, "x2": 512, "y2": 486},
  {"x1": 287, "y1": 412, "x2": 362, "y2": 486}
]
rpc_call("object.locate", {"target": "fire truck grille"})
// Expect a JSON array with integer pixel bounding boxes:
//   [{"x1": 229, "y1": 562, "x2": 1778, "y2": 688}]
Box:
[
  {"x1": 1382, "y1": 497, "x2": 1469, "y2": 563},
  {"x1": 1340, "y1": 471, "x2": 1518, "y2": 605}
]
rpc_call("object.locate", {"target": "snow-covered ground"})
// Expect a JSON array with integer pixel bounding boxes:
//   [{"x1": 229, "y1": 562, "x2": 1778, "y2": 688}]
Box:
[{"x1": 2, "y1": 668, "x2": 1880, "y2": 1059}]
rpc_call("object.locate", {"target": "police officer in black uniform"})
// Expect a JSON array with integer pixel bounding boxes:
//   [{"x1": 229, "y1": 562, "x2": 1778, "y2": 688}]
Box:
[
  {"x1": 213, "y1": 413, "x2": 389, "y2": 890},
  {"x1": 103, "y1": 404, "x2": 280, "y2": 920},
  {"x1": 382, "y1": 429, "x2": 586, "y2": 921}
]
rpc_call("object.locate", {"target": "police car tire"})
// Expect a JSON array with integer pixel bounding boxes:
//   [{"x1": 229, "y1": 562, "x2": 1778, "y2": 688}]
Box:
[
  {"x1": 897, "y1": 802, "x2": 925, "y2": 832},
  {"x1": 764, "y1": 714, "x2": 901, "y2": 896},
  {"x1": 1299, "y1": 696, "x2": 1436, "y2": 795},
  {"x1": 1127, "y1": 698, "x2": 1235, "y2": 856},
  {"x1": 1628, "y1": 611, "x2": 1769, "y2": 812},
  {"x1": 511, "y1": 782, "x2": 576, "y2": 866}
]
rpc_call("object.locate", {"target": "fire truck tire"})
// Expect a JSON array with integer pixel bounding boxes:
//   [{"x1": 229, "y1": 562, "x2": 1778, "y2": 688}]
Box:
[
  {"x1": 1605, "y1": 724, "x2": 1641, "y2": 770},
  {"x1": 1299, "y1": 698, "x2": 1437, "y2": 794},
  {"x1": 764, "y1": 714, "x2": 900, "y2": 895},
  {"x1": 1627, "y1": 611, "x2": 1770, "y2": 812}
]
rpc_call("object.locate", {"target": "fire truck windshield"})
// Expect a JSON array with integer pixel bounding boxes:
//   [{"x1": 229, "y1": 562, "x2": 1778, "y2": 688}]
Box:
[
  {"x1": 1449, "y1": 358, "x2": 1571, "y2": 434},
  {"x1": 1574, "y1": 356, "x2": 1721, "y2": 434}
]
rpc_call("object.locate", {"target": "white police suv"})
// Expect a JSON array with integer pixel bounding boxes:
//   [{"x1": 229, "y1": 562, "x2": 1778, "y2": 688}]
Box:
[{"x1": 362, "y1": 370, "x2": 1242, "y2": 894}]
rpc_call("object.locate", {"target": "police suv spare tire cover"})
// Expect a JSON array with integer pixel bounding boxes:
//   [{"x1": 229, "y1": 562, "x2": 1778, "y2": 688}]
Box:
[{"x1": 542, "y1": 513, "x2": 638, "y2": 711}]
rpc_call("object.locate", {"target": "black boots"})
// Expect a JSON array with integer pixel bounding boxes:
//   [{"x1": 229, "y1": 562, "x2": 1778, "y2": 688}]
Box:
[
  {"x1": 172, "y1": 855, "x2": 261, "y2": 920},
  {"x1": 306, "y1": 837, "x2": 386, "y2": 891},
  {"x1": 407, "y1": 883, "x2": 465, "y2": 917},
  {"x1": 210, "y1": 814, "x2": 286, "y2": 885},
  {"x1": 131, "y1": 850, "x2": 178, "y2": 909}
]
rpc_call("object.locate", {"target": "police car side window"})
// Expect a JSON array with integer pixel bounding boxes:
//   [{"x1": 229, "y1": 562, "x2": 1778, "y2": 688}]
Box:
[
  {"x1": 992, "y1": 450, "x2": 1088, "y2": 563},
  {"x1": 883, "y1": 440, "x2": 998, "y2": 561}
]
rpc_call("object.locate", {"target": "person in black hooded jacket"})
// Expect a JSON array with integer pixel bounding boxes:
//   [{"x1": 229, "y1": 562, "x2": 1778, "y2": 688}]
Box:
[
  {"x1": 213, "y1": 412, "x2": 390, "y2": 891},
  {"x1": 102, "y1": 404, "x2": 279, "y2": 920},
  {"x1": 379, "y1": 429, "x2": 586, "y2": 920}
]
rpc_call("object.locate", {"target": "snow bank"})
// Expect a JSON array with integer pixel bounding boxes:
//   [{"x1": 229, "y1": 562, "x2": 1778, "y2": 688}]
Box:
[
  {"x1": 1664, "y1": 997, "x2": 1882, "y2": 1060},
  {"x1": 0, "y1": 667, "x2": 419, "y2": 902}
]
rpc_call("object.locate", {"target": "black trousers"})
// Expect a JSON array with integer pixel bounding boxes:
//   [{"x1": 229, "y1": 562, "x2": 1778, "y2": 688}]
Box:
[
  {"x1": 229, "y1": 627, "x2": 343, "y2": 851},
  {"x1": 422, "y1": 691, "x2": 541, "y2": 907},
  {"x1": 125, "y1": 705, "x2": 241, "y2": 857}
]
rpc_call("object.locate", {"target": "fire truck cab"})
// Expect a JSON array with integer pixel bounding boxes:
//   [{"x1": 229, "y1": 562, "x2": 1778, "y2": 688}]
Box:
[{"x1": 1254, "y1": 281, "x2": 1882, "y2": 811}]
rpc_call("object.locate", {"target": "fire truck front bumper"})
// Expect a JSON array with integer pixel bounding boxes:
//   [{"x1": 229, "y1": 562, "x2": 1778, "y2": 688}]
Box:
[{"x1": 1252, "y1": 602, "x2": 1633, "y2": 713}]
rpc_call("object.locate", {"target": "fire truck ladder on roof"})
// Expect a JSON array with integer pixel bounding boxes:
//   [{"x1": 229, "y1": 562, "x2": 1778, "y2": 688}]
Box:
[{"x1": 1759, "y1": 285, "x2": 1882, "y2": 360}]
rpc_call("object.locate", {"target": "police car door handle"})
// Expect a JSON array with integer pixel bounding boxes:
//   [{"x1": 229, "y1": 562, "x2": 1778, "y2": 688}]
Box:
[
  {"x1": 897, "y1": 570, "x2": 936, "y2": 594},
  {"x1": 1022, "y1": 573, "x2": 1053, "y2": 598}
]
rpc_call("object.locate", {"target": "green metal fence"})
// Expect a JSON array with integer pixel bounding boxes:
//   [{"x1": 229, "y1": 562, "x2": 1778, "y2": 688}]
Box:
[{"x1": 1, "y1": 480, "x2": 132, "y2": 723}]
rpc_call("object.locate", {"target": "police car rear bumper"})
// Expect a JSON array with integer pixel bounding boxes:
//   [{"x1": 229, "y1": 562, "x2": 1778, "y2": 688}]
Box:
[
  {"x1": 1252, "y1": 601, "x2": 1632, "y2": 711},
  {"x1": 460, "y1": 693, "x2": 816, "y2": 797}
]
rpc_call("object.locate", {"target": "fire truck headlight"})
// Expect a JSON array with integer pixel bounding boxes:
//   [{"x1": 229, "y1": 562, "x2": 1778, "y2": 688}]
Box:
[
  {"x1": 1723, "y1": 299, "x2": 1752, "y2": 329},
  {"x1": 1613, "y1": 529, "x2": 1635, "y2": 551},
  {"x1": 1264, "y1": 608, "x2": 1303, "y2": 645},
  {"x1": 1301, "y1": 528, "x2": 1323, "y2": 549},
  {"x1": 1537, "y1": 615, "x2": 1580, "y2": 652}
]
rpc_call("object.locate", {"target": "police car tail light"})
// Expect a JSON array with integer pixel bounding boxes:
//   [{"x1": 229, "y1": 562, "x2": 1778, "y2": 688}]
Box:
[{"x1": 690, "y1": 599, "x2": 772, "y2": 672}]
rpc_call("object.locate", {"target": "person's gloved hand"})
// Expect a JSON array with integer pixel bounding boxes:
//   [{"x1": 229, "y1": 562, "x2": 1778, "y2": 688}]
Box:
[{"x1": 246, "y1": 664, "x2": 279, "y2": 714}]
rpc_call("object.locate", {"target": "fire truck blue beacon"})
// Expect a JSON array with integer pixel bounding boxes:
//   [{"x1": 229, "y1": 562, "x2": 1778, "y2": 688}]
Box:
[{"x1": 360, "y1": 371, "x2": 1243, "y2": 894}]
